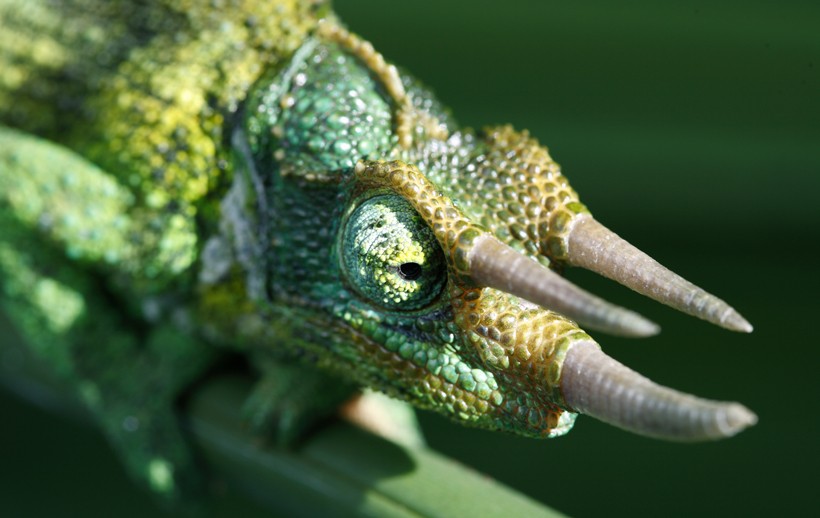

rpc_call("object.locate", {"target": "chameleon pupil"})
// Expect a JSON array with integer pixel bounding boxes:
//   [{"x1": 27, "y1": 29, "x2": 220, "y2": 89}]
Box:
[{"x1": 398, "y1": 262, "x2": 422, "y2": 281}]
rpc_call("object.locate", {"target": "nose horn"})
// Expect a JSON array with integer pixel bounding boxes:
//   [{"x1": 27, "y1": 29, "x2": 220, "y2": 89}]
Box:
[
  {"x1": 567, "y1": 215, "x2": 752, "y2": 333},
  {"x1": 468, "y1": 235, "x2": 659, "y2": 337},
  {"x1": 560, "y1": 341, "x2": 757, "y2": 440}
]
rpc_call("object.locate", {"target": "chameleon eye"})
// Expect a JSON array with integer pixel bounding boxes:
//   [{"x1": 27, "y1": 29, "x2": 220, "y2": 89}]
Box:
[{"x1": 341, "y1": 195, "x2": 446, "y2": 310}]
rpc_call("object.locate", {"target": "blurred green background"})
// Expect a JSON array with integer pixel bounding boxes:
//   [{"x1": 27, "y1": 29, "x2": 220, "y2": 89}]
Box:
[{"x1": 2, "y1": 0, "x2": 818, "y2": 516}]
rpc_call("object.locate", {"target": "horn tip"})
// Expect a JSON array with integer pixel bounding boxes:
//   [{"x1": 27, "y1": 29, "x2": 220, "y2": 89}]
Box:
[
  {"x1": 635, "y1": 318, "x2": 661, "y2": 337},
  {"x1": 720, "y1": 403, "x2": 758, "y2": 437},
  {"x1": 617, "y1": 316, "x2": 661, "y2": 338},
  {"x1": 721, "y1": 309, "x2": 753, "y2": 333}
]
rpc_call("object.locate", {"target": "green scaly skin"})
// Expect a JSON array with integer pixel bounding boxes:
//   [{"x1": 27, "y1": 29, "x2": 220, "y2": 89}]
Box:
[{"x1": 0, "y1": 0, "x2": 625, "y2": 502}]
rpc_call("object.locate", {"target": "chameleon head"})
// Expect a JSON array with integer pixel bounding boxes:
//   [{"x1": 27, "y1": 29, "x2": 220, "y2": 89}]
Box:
[{"x1": 234, "y1": 30, "x2": 755, "y2": 441}]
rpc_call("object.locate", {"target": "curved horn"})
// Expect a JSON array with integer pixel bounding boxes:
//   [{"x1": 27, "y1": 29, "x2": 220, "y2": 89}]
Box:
[
  {"x1": 468, "y1": 235, "x2": 659, "y2": 337},
  {"x1": 567, "y1": 215, "x2": 752, "y2": 333},
  {"x1": 560, "y1": 341, "x2": 757, "y2": 440}
]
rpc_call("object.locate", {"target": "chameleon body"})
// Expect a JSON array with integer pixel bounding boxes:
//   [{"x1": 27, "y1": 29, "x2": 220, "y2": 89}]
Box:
[{"x1": 0, "y1": 0, "x2": 754, "y2": 501}]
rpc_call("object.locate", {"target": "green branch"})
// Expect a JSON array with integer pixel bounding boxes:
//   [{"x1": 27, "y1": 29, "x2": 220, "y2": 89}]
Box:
[{"x1": 0, "y1": 330, "x2": 564, "y2": 517}]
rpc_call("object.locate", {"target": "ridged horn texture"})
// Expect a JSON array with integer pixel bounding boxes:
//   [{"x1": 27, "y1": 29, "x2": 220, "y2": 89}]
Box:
[
  {"x1": 567, "y1": 215, "x2": 752, "y2": 333},
  {"x1": 560, "y1": 341, "x2": 757, "y2": 440},
  {"x1": 468, "y1": 235, "x2": 660, "y2": 337}
]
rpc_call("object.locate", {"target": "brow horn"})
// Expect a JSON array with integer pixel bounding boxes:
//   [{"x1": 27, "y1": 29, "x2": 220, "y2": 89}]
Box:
[
  {"x1": 560, "y1": 341, "x2": 757, "y2": 440},
  {"x1": 567, "y1": 215, "x2": 752, "y2": 333},
  {"x1": 468, "y1": 235, "x2": 659, "y2": 337}
]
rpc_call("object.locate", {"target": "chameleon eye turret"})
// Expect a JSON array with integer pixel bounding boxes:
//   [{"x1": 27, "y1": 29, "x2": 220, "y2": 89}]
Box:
[{"x1": 341, "y1": 194, "x2": 446, "y2": 310}]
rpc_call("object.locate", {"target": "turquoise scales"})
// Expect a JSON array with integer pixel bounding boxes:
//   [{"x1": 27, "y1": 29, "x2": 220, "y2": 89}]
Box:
[{"x1": 0, "y1": 0, "x2": 755, "y2": 502}]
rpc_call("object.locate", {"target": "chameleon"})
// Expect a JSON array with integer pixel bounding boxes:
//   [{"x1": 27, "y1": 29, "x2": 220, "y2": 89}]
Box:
[{"x1": 0, "y1": 0, "x2": 756, "y2": 503}]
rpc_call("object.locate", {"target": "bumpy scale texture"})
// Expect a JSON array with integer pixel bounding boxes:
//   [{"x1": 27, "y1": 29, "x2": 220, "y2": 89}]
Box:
[{"x1": 407, "y1": 126, "x2": 591, "y2": 267}]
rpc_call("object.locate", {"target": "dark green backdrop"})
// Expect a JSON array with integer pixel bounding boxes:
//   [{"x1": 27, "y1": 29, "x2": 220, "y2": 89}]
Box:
[{"x1": 2, "y1": 1, "x2": 817, "y2": 516}]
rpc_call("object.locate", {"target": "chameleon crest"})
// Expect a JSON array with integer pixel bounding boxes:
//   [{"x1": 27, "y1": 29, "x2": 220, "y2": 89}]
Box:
[{"x1": 0, "y1": 0, "x2": 754, "y2": 502}]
